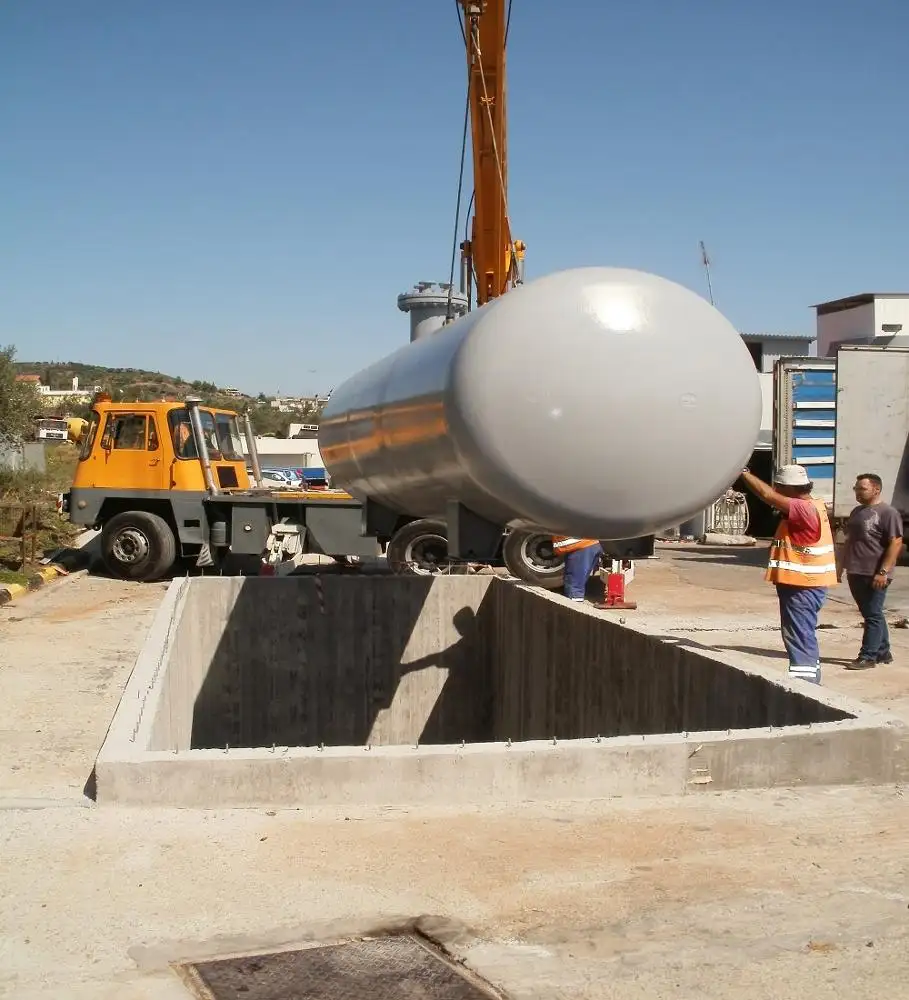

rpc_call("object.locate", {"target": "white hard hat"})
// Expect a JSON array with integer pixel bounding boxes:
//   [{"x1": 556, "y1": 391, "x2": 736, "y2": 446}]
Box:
[{"x1": 773, "y1": 464, "x2": 811, "y2": 487}]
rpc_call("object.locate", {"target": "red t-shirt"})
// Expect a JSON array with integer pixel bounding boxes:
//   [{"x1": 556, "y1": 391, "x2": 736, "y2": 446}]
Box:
[{"x1": 786, "y1": 498, "x2": 821, "y2": 546}]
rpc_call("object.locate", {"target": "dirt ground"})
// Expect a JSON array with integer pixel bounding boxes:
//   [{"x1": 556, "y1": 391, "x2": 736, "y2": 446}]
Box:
[{"x1": 1, "y1": 549, "x2": 908, "y2": 999}]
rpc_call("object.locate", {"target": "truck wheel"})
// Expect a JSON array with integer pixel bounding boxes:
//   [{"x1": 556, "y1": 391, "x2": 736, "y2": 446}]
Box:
[
  {"x1": 503, "y1": 530, "x2": 564, "y2": 589},
  {"x1": 101, "y1": 511, "x2": 177, "y2": 582},
  {"x1": 386, "y1": 519, "x2": 455, "y2": 575}
]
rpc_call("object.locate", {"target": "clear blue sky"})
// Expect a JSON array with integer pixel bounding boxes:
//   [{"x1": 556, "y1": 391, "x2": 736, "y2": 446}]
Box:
[{"x1": 2, "y1": 0, "x2": 907, "y2": 396}]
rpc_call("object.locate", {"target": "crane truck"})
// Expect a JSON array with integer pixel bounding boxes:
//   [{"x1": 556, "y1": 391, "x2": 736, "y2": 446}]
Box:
[
  {"x1": 59, "y1": 2, "x2": 763, "y2": 582},
  {"x1": 61, "y1": 394, "x2": 390, "y2": 580}
]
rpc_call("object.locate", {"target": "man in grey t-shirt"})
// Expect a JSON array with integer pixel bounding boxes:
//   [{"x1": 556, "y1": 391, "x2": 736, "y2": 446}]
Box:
[{"x1": 840, "y1": 473, "x2": 904, "y2": 669}]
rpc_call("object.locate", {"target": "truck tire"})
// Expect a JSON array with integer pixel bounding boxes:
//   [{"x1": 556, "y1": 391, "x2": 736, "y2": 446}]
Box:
[
  {"x1": 386, "y1": 519, "x2": 455, "y2": 575},
  {"x1": 101, "y1": 510, "x2": 177, "y2": 582},
  {"x1": 503, "y1": 530, "x2": 565, "y2": 590}
]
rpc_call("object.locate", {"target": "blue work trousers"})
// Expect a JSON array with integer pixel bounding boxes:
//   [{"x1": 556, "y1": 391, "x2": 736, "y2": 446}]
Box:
[
  {"x1": 847, "y1": 574, "x2": 890, "y2": 662},
  {"x1": 564, "y1": 543, "x2": 603, "y2": 600},
  {"x1": 776, "y1": 584, "x2": 827, "y2": 684}
]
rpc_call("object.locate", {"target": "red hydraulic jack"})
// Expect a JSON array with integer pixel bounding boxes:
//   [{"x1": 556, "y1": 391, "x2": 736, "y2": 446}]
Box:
[{"x1": 593, "y1": 558, "x2": 637, "y2": 611}]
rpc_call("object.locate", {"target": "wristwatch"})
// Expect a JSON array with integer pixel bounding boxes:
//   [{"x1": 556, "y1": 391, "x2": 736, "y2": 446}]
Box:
[{"x1": 876, "y1": 569, "x2": 890, "y2": 578}]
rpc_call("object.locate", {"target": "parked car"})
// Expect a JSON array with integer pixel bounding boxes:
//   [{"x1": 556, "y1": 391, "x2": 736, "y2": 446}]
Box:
[
  {"x1": 247, "y1": 468, "x2": 294, "y2": 490},
  {"x1": 261, "y1": 468, "x2": 303, "y2": 488}
]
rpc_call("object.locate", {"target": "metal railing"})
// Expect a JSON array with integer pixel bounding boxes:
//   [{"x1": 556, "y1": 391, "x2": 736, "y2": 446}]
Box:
[
  {"x1": 707, "y1": 489, "x2": 751, "y2": 536},
  {"x1": 0, "y1": 502, "x2": 42, "y2": 567}
]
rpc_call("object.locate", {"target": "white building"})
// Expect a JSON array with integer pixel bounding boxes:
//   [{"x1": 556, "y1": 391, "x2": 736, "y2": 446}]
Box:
[
  {"x1": 287, "y1": 422, "x2": 319, "y2": 439},
  {"x1": 244, "y1": 437, "x2": 324, "y2": 470},
  {"x1": 269, "y1": 395, "x2": 330, "y2": 413},
  {"x1": 740, "y1": 330, "x2": 816, "y2": 373},
  {"x1": 727, "y1": 332, "x2": 814, "y2": 450},
  {"x1": 814, "y1": 292, "x2": 909, "y2": 358},
  {"x1": 35, "y1": 376, "x2": 100, "y2": 404}
]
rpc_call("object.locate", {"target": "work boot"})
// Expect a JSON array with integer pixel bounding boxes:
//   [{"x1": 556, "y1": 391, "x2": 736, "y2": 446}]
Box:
[
  {"x1": 846, "y1": 657, "x2": 876, "y2": 670},
  {"x1": 788, "y1": 664, "x2": 821, "y2": 684},
  {"x1": 877, "y1": 652, "x2": 894, "y2": 665}
]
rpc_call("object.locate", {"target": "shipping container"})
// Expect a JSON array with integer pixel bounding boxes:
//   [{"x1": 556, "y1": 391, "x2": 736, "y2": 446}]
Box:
[
  {"x1": 773, "y1": 357, "x2": 837, "y2": 507},
  {"x1": 833, "y1": 344, "x2": 909, "y2": 521}
]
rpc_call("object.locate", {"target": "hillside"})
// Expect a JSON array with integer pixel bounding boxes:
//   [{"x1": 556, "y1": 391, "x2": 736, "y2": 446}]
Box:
[
  {"x1": 13, "y1": 360, "x2": 322, "y2": 437},
  {"x1": 13, "y1": 361, "x2": 234, "y2": 401}
]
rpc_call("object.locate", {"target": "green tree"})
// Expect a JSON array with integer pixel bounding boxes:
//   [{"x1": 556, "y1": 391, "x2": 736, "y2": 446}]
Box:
[{"x1": 0, "y1": 345, "x2": 39, "y2": 439}]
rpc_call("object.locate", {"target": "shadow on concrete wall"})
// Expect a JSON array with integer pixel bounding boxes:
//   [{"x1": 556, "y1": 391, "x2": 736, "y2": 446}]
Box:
[
  {"x1": 405, "y1": 605, "x2": 493, "y2": 745},
  {"x1": 190, "y1": 577, "x2": 495, "y2": 749},
  {"x1": 490, "y1": 583, "x2": 852, "y2": 742}
]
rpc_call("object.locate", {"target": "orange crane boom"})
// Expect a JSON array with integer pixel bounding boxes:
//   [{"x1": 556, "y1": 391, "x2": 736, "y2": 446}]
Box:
[{"x1": 459, "y1": 0, "x2": 525, "y2": 307}]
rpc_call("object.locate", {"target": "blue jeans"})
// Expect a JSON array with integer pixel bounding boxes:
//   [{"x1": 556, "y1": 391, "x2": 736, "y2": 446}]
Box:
[
  {"x1": 564, "y1": 543, "x2": 603, "y2": 600},
  {"x1": 847, "y1": 574, "x2": 890, "y2": 661},
  {"x1": 776, "y1": 584, "x2": 827, "y2": 683}
]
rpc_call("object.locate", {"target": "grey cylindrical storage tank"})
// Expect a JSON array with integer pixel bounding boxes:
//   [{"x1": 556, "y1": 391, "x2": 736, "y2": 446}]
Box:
[
  {"x1": 397, "y1": 282, "x2": 468, "y2": 342},
  {"x1": 321, "y1": 266, "x2": 763, "y2": 540}
]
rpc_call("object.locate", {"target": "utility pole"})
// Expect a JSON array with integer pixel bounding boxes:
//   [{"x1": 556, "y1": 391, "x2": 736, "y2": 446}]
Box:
[{"x1": 699, "y1": 240, "x2": 715, "y2": 306}]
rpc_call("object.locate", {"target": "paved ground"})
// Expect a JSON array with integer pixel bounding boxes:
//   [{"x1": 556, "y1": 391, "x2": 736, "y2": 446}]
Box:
[{"x1": 1, "y1": 549, "x2": 908, "y2": 999}]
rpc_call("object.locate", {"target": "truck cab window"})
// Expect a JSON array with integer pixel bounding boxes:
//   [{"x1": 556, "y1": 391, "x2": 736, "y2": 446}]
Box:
[
  {"x1": 79, "y1": 412, "x2": 100, "y2": 461},
  {"x1": 101, "y1": 414, "x2": 147, "y2": 451},
  {"x1": 215, "y1": 413, "x2": 244, "y2": 461},
  {"x1": 168, "y1": 408, "x2": 220, "y2": 460},
  {"x1": 148, "y1": 418, "x2": 160, "y2": 452},
  {"x1": 170, "y1": 413, "x2": 196, "y2": 459},
  {"x1": 204, "y1": 418, "x2": 222, "y2": 460}
]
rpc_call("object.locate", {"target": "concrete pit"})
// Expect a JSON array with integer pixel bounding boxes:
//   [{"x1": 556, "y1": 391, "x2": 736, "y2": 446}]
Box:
[{"x1": 96, "y1": 576, "x2": 907, "y2": 807}]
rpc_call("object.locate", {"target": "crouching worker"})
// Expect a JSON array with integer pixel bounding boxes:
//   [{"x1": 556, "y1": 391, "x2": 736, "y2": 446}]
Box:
[
  {"x1": 553, "y1": 536, "x2": 603, "y2": 601},
  {"x1": 741, "y1": 464, "x2": 838, "y2": 684}
]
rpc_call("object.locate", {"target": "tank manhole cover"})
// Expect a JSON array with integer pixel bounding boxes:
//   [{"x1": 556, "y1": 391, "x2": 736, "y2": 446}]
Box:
[{"x1": 180, "y1": 934, "x2": 504, "y2": 999}]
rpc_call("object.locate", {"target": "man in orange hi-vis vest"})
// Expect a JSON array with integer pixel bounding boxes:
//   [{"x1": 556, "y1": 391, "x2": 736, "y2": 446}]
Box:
[
  {"x1": 552, "y1": 536, "x2": 603, "y2": 601},
  {"x1": 741, "y1": 464, "x2": 838, "y2": 684}
]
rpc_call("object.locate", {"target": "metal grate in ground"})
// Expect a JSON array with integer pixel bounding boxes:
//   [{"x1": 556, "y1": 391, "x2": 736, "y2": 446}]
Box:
[{"x1": 180, "y1": 934, "x2": 504, "y2": 999}]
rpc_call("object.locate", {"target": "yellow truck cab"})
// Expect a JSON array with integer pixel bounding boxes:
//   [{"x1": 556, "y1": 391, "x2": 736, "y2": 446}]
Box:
[
  {"x1": 63, "y1": 393, "x2": 378, "y2": 581},
  {"x1": 72, "y1": 394, "x2": 250, "y2": 496}
]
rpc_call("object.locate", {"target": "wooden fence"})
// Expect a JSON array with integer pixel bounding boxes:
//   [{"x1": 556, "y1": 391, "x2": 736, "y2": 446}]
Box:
[{"x1": 0, "y1": 503, "x2": 44, "y2": 567}]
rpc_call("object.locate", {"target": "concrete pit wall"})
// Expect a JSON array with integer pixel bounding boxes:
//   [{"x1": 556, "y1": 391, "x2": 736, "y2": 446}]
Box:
[
  {"x1": 149, "y1": 575, "x2": 494, "y2": 752},
  {"x1": 490, "y1": 582, "x2": 849, "y2": 741},
  {"x1": 96, "y1": 576, "x2": 909, "y2": 808}
]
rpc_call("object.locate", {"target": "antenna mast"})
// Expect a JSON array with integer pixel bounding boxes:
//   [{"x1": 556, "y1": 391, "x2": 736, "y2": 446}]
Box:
[{"x1": 699, "y1": 240, "x2": 715, "y2": 306}]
